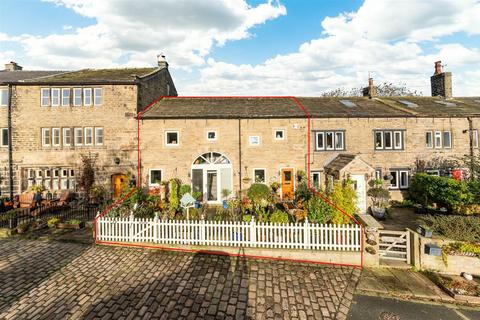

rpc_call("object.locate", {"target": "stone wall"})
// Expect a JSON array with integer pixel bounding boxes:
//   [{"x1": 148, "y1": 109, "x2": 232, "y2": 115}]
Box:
[{"x1": 137, "y1": 68, "x2": 177, "y2": 111}]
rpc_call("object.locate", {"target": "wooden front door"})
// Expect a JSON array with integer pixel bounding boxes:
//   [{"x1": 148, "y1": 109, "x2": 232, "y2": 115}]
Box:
[
  {"x1": 281, "y1": 169, "x2": 294, "y2": 200},
  {"x1": 112, "y1": 174, "x2": 127, "y2": 199}
]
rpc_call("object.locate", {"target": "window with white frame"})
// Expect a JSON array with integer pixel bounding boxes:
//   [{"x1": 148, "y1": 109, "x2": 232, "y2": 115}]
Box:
[
  {"x1": 311, "y1": 171, "x2": 321, "y2": 189},
  {"x1": 44, "y1": 169, "x2": 51, "y2": 178},
  {"x1": 61, "y1": 169, "x2": 68, "y2": 178},
  {"x1": 41, "y1": 88, "x2": 50, "y2": 106},
  {"x1": 84, "y1": 127, "x2": 93, "y2": 145},
  {"x1": 426, "y1": 131, "x2": 433, "y2": 148},
  {"x1": 274, "y1": 129, "x2": 285, "y2": 140},
  {"x1": 42, "y1": 128, "x2": 51, "y2": 146},
  {"x1": 53, "y1": 169, "x2": 59, "y2": 178},
  {"x1": 206, "y1": 131, "x2": 217, "y2": 141},
  {"x1": 61, "y1": 88, "x2": 70, "y2": 106},
  {"x1": 0, "y1": 88, "x2": 8, "y2": 106},
  {"x1": 61, "y1": 179, "x2": 68, "y2": 189},
  {"x1": 249, "y1": 135, "x2": 260, "y2": 146},
  {"x1": 51, "y1": 88, "x2": 60, "y2": 106},
  {"x1": 165, "y1": 131, "x2": 179, "y2": 146},
  {"x1": 434, "y1": 131, "x2": 442, "y2": 148},
  {"x1": 94, "y1": 88, "x2": 102, "y2": 106},
  {"x1": 474, "y1": 129, "x2": 479, "y2": 148},
  {"x1": 375, "y1": 169, "x2": 382, "y2": 181},
  {"x1": 73, "y1": 88, "x2": 82, "y2": 106},
  {"x1": 1, "y1": 128, "x2": 8, "y2": 147},
  {"x1": 83, "y1": 88, "x2": 92, "y2": 106},
  {"x1": 315, "y1": 130, "x2": 345, "y2": 151},
  {"x1": 74, "y1": 127, "x2": 83, "y2": 146},
  {"x1": 52, "y1": 128, "x2": 60, "y2": 146},
  {"x1": 443, "y1": 131, "x2": 452, "y2": 148},
  {"x1": 374, "y1": 130, "x2": 404, "y2": 150},
  {"x1": 390, "y1": 169, "x2": 409, "y2": 189},
  {"x1": 63, "y1": 128, "x2": 71, "y2": 146},
  {"x1": 95, "y1": 127, "x2": 104, "y2": 145},
  {"x1": 149, "y1": 169, "x2": 162, "y2": 186},
  {"x1": 253, "y1": 169, "x2": 266, "y2": 183}
]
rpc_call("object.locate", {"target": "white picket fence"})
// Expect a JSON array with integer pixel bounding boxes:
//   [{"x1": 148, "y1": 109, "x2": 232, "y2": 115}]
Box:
[{"x1": 96, "y1": 216, "x2": 362, "y2": 251}]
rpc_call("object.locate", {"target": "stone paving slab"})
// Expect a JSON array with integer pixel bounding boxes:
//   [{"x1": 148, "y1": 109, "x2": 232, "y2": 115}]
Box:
[
  {"x1": 357, "y1": 267, "x2": 454, "y2": 303},
  {"x1": 0, "y1": 239, "x2": 360, "y2": 319}
]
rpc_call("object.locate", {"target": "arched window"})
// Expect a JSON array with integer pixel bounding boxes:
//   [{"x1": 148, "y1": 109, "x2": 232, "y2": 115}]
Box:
[
  {"x1": 191, "y1": 152, "x2": 232, "y2": 202},
  {"x1": 193, "y1": 152, "x2": 230, "y2": 165}
]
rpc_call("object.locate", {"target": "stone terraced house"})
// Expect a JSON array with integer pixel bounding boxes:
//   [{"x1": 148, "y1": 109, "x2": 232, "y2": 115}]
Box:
[
  {"x1": 1, "y1": 59, "x2": 479, "y2": 212},
  {"x1": 0, "y1": 58, "x2": 177, "y2": 198}
]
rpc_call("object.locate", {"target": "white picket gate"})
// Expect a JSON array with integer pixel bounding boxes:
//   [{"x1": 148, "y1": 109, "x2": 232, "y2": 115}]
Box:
[{"x1": 97, "y1": 216, "x2": 362, "y2": 251}]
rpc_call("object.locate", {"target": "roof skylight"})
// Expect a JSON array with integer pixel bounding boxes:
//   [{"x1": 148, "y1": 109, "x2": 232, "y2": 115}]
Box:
[
  {"x1": 434, "y1": 101, "x2": 457, "y2": 107},
  {"x1": 398, "y1": 100, "x2": 418, "y2": 108},
  {"x1": 339, "y1": 99, "x2": 357, "y2": 108}
]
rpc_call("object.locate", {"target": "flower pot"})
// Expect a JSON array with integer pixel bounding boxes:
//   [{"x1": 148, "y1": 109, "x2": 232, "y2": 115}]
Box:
[
  {"x1": 223, "y1": 200, "x2": 228, "y2": 209},
  {"x1": 371, "y1": 206, "x2": 386, "y2": 220},
  {"x1": 194, "y1": 201, "x2": 201, "y2": 209},
  {"x1": 417, "y1": 226, "x2": 433, "y2": 238}
]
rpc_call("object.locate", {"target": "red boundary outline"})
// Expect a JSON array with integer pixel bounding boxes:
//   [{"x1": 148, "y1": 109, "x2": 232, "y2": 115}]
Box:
[{"x1": 95, "y1": 95, "x2": 364, "y2": 269}]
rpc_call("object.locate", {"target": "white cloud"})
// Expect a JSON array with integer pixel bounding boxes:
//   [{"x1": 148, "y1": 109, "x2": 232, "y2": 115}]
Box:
[
  {"x1": 183, "y1": 0, "x2": 480, "y2": 96},
  {"x1": 13, "y1": 0, "x2": 286, "y2": 69}
]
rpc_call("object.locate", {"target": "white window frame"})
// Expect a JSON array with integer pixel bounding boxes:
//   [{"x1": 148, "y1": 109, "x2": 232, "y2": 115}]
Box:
[
  {"x1": 165, "y1": 130, "x2": 179, "y2": 146},
  {"x1": 399, "y1": 170, "x2": 409, "y2": 189},
  {"x1": 0, "y1": 128, "x2": 8, "y2": 147},
  {"x1": 335, "y1": 131, "x2": 344, "y2": 150},
  {"x1": 149, "y1": 169, "x2": 163, "y2": 187},
  {"x1": 384, "y1": 131, "x2": 393, "y2": 150},
  {"x1": 60, "y1": 179, "x2": 68, "y2": 189},
  {"x1": 253, "y1": 168, "x2": 267, "y2": 184},
  {"x1": 69, "y1": 169, "x2": 75, "y2": 177},
  {"x1": 44, "y1": 169, "x2": 51, "y2": 178},
  {"x1": 0, "y1": 88, "x2": 8, "y2": 107},
  {"x1": 316, "y1": 132, "x2": 325, "y2": 150},
  {"x1": 325, "y1": 132, "x2": 335, "y2": 150},
  {"x1": 41, "y1": 88, "x2": 50, "y2": 107},
  {"x1": 474, "y1": 129, "x2": 479, "y2": 149},
  {"x1": 61, "y1": 169, "x2": 68, "y2": 178},
  {"x1": 443, "y1": 131, "x2": 452, "y2": 149},
  {"x1": 375, "y1": 169, "x2": 382, "y2": 181},
  {"x1": 63, "y1": 128, "x2": 71, "y2": 146},
  {"x1": 94, "y1": 88, "x2": 102, "y2": 106},
  {"x1": 52, "y1": 179, "x2": 60, "y2": 190},
  {"x1": 95, "y1": 127, "x2": 104, "y2": 146},
  {"x1": 53, "y1": 169, "x2": 60, "y2": 178},
  {"x1": 61, "y1": 88, "x2": 70, "y2": 106},
  {"x1": 51, "y1": 88, "x2": 60, "y2": 107},
  {"x1": 73, "y1": 88, "x2": 82, "y2": 106},
  {"x1": 375, "y1": 131, "x2": 384, "y2": 149},
  {"x1": 52, "y1": 128, "x2": 61, "y2": 146},
  {"x1": 206, "y1": 130, "x2": 217, "y2": 141},
  {"x1": 434, "y1": 131, "x2": 442, "y2": 148},
  {"x1": 83, "y1": 88, "x2": 92, "y2": 106},
  {"x1": 393, "y1": 131, "x2": 402, "y2": 150},
  {"x1": 249, "y1": 135, "x2": 260, "y2": 146},
  {"x1": 36, "y1": 169, "x2": 43, "y2": 179},
  {"x1": 74, "y1": 127, "x2": 83, "y2": 146},
  {"x1": 311, "y1": 171, "x2": 321, "y2": 189},
  {"x1": 274, "y1": 129, "x2": 285, "y2": 141},
  {"x1": 426, "y1": 131, "x2": 433, "y2": 148},
  {"x1": 42, "y1": 128, "x2": 51, "y2": 147},
  {"x1": 84, "y1": 127, "x2": 93, "y2": 146}
]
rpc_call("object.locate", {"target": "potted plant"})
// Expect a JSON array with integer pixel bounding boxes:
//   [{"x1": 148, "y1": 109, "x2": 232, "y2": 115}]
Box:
[
  {"x1": 221, "y1": 189, "x2": 231, "y2": 209},
  {"x1": 367, "y1": 179, "x2": 391, "y2": 220},
  {"x1": 47, "y1": 217, "x2": 61, "y2": 228},
  {"x1": 16, "y1": 222, "x2": 29, "y2": 234},
  {"x1": 29, "y1": 184, "x2": 45, "y2": 206},
  {"x1": 417, "y1": 224, "x2": 433, "y2": 238}
]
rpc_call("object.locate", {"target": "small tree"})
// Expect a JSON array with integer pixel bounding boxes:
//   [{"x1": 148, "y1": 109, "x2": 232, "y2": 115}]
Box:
[
  {"x1": 367, "y1": 179, "x2": 391, "y2": 208},
  {"x1": 79, "y1": 154, "x2": 96, "y2": 200}
]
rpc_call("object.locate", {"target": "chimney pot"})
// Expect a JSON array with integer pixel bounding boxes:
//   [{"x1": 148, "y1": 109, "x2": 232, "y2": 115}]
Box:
[
  {"x1": 4, "y1": 61, "x2": 22, "y2": 71},
  {"x1": 363, "y1": 77, "x2": 377, "y2": 98},
  {"x1": 157, "y1": 54, "x2": 168, "y2": 69},
  {"x1": 434, "y1": 61, "x2": 442, "y2": 75}
]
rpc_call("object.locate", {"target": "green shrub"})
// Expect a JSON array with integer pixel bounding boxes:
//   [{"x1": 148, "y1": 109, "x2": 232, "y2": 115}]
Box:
[
  {"x1": 179, "y1": 184, "x2": 191, "y2": 197},
  {"x1": 295, "y1": 181, "x2": 314, "y2": 202},
  {"x1": 409, "y1": 173, "x2": 474, "y2": 211},
  {"x1": 420, "y1": 215, "x2": 480, "y2": 242},
  {"x1": 247, "y1": 183, "x2": 271, "y2": 208},
  {"x1": 68, "y1": 219, "x2": 82, "y2": 225},
  {"x1": 306, "y1": 195, "x2": 335, "y2": 224},
  {"x1": 47, "y1": 217, "x2": 60, "y2": 228},
  {"x1": 330, "y1": 181, "x2": 356, "y2": 224},
  {"x1": 269, "y1": 209, "x2": 289, "y2": 224},
  {"x1": 192, "y1": 191, "x2": 202, "y2": 201},
  {"x1": 168, "y1": 179, "x2": 180, "y2": 212},
  {"x1": 242, "y1": 214, "x2": 252, "y2": 223}
]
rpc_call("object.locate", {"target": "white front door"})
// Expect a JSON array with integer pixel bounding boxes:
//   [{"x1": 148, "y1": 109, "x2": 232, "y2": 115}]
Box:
[{"x1": 351, "y1": 174, "x2": 367, "y2": 213}]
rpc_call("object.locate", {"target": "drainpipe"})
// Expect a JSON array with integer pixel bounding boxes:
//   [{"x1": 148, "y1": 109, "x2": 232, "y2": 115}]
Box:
[
  {"x1": 467, "y1": 117, "x2": 474, "y2": 180},
  {"x1": 7, "y1": 84, "x2": 13, "y2": 198},
  {"x1": 238, "y1": 118, "x2": 242, "y2": 196}
]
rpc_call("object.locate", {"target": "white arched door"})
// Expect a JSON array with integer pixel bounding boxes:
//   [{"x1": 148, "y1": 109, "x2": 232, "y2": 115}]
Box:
[{"x1": 191, "y1": 152, "x2": 233, "y2": 203}]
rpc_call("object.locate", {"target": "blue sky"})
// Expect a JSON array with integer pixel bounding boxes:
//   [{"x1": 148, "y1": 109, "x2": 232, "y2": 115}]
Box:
[{"x1": 1, "y1": 0, "x2": 479, "y2": 96}]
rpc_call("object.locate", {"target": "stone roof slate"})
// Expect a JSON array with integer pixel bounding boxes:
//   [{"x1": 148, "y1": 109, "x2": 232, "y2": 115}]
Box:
[{"x1": 0, "y1": 70, "x2": 64, "y2": 84}]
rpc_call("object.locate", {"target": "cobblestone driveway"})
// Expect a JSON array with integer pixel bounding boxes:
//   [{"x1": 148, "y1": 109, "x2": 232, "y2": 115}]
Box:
[{"x1": 0, "y1": 240, "x2": 360, "y2": 320}]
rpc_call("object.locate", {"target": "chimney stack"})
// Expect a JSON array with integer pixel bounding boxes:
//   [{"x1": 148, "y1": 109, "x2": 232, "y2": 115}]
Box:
[
  {"x1": 4, "y1": 61, "x2": 22, "y2": 71},
  {"x1": 430, "y1": 60, "x2": 452, "y2": 99},
  {"x1": 157, "y1": 54, "x2": 168, "y2": 69},
  {"x1": 362, "y1": 77, "x2": 377, "y2": 98}
]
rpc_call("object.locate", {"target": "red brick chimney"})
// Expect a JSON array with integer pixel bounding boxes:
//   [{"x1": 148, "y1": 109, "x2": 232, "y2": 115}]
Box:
[{"x1": 434, "y1": 61, "x2": 442, "y2": 75}]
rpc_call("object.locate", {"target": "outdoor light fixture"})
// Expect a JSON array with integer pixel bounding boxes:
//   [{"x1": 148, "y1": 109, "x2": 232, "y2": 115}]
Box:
[{"x1": 114, "y1": 157, "x2": 121, "y2": 165}]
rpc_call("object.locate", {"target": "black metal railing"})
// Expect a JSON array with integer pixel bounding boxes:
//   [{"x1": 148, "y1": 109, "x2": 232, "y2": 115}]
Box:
[{"x1": 0, "y1": 203, "x2": 100, "y2": 229}]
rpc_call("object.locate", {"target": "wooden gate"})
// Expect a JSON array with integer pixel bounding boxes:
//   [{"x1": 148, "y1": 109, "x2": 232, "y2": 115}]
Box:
[{"x1": 378, "y1": 230, "x2": 410, "y2": 264}]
